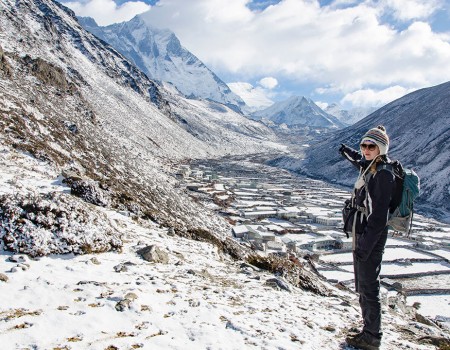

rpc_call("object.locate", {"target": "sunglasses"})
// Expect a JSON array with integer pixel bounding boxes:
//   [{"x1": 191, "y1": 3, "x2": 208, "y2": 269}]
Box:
[{"x1": 360, "y1": 143, "x2": 377, "y2": 151}]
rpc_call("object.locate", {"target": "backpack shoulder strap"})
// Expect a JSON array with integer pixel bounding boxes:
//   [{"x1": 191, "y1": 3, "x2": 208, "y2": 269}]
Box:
[
  {"x1": 364, "y1": 162, "x2": 392, "y2": 185},
  {"x1": 389, "y1": 160, "x2": 405, "y2": 178},
  {"x1": 375, "y1": 162, "x2": 393, "y2": 174},
  {"x1": 364, "y1": 162, "x2": 396, "y2": 211},
  {"x1": 377, "y1": 161, "x2": 404, "y2": 213}
]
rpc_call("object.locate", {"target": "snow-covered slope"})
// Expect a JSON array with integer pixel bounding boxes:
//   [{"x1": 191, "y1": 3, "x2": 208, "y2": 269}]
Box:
[
  {"x1": 0, "y1": 151, "x2": 447, "y2": 349},
  {"x1": 159, "y1": 82, "x2": 279, "y2": 152},
  {"x1": 78, "y1": 15, "x2": 245, "y2": 112},
  {"x1": 270, "y1": 82, "x2": 450, "y2": 221},
  {"x1": 0, "y1": 0, "x2": 282, "y2": 238},
  {"x1": 325, "y1": 103, "x2": 376, "y2": 126},
  {"x1": 251, "y1": 96, "x2": 345, "y2": 129}
]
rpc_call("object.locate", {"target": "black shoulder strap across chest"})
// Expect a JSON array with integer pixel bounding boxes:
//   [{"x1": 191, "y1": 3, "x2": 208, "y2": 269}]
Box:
[{"x1": 364, "y1": 163, "x2": 393, "y2": 184}]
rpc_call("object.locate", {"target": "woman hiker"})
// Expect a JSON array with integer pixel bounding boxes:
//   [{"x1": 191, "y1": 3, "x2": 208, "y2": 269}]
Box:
[{"x1": 339, "y1": 125, "x2": 396, "y2": 350}]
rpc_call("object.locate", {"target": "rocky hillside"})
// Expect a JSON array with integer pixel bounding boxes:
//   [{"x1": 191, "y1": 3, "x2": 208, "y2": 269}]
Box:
[{"x1": 0, "y1": 0, "x2": 282, "y2": 251}]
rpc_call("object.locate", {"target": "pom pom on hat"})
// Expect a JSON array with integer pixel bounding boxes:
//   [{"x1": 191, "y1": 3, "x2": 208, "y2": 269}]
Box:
[{"x1": 361, "y1": 125, "x2": 390, "y2": 155}]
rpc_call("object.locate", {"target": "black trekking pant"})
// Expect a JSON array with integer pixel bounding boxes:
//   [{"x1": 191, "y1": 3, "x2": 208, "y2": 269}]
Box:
[{"x1": 353, "y1": 230, "x2": 388, "y2": 339}]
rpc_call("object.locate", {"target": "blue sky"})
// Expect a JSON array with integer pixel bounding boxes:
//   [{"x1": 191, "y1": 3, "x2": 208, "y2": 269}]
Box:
[{"x1": 61, "y1": 0, "x2": 450, "y2": 110}]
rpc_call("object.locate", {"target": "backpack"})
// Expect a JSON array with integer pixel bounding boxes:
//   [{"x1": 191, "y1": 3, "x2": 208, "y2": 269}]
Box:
[
  {"x1": 380, "y1": 161, "x2": 421, "y2": 236},
  {"x1": 342, "y1": 160, "x2": 420, "y2": 239}
]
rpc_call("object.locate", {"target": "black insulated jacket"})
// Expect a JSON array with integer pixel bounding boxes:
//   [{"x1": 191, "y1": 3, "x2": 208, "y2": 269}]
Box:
[{"x1": 339, "y1": 144, "x2": 396, "y2": 261}]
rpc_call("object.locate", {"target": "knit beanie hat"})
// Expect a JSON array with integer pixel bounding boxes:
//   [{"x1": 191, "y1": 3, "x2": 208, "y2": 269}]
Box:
[{"x1": 360, "y1": 125, "x2": 389, "y2": 155}]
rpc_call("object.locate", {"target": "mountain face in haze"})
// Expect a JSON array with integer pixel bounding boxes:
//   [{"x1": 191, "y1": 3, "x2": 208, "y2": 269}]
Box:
[
  {"x1": 78, "y1": 16, "x2": 245, "y2": 113},
  {"x1": 270, "y1": 82, "x2": 450, "y2": 220},
  {"x1": 0, "y1": 0, "x2": 281, "y2": 241},
  {"x1": 325, "y1": 103, "x2": 376, "y2": 126},
  {"x1": 250, "y1": 96, "x2": 345, "y2": 129}
]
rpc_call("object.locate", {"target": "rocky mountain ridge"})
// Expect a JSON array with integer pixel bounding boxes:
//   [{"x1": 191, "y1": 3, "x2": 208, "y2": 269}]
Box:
[{"x1": 0, "y1": 0, "x2": 282, "y2": 249}]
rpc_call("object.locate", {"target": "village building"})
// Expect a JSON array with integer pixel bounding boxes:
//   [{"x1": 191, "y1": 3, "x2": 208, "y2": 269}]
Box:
[
  {"x1": 245, "y1": 226, "x2": 276, "y2": 243},
  {"x1": 242, "y1": 210, "x2": 278, "y2": 220},
  {"x1": 190, "y1": 170, "x2": 204, "y2": 179},
  {"x1": 263, "y1": 224, "x2": 286, "y2": 233},
  {"x1": 312, "y1": 236, "x2": 336, "y2": 251},
  {"x1": 175, "y1": 165, "x2": 191, "y2": 179},
  {"x1": 280, "y1": 233, "x2": 318, "y2": 252},
  {"x1": 335, "y1": 237, "x2": 353, "y2": 250},
  {"x1": 266, "y1": 240, "x2": 285, "y2": 251},
  {"x1": 232, "y1": 225, "x2": 249, "y2": 239},
  {"x1": 298, "y1": 241, "x2": 315, "y2": 251},
  {"x1": 277, "y1": 206, "x2": 300, "y2": 220},
  {"x1": 236, "y1": 181, "x2": 258, "y2": 189},
  {"x1": 295, "y1": 215, "x2": 314, "y2": 224},
  {"x1": 261, "y1": 217, "x2": 295, "y2": 227},
  {"x1": 213, "y1": 183, "x2": 226, "y2": 192},
  {"x1": 287, "y1": 195, "x2": 303, "y2": 203},
  {"x1": 316, "y1": 216, "x2": 342, "y2": 226}
]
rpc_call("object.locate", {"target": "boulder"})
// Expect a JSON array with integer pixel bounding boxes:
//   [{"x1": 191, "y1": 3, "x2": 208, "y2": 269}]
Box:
[
  {"x1": 265, "y1": 277, "x2": 291, "y2": 292},
  {"x1": 124, "y1": 292, "x2": 138, "y2": 301},
  {"x1": 0, "y1": 273, "x2": 8, "y2": 282},
  {"x1": 0, "y1": 45, "x2": 12, "y2": 76},
  {"x1": 115, "y1": 299, "x2": 131, "y2": 312},
  {"x1": 137, "y1": 245, "x2": 169, "y2": 264},
  {"x1": 71, "y1": 179, "x2": 110, "y2": 207}
]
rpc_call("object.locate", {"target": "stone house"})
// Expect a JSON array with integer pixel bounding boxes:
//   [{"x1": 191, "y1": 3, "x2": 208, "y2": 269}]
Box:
[
  {"x1": 335, "y1": 237, "x2": 353, "y2": 250},
  {"x1": 312, "y1": 236, "x2": 336, "y2": 251}
]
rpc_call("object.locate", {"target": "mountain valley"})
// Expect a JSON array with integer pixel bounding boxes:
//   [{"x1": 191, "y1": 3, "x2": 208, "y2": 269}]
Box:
[{"x1": 0, "y1": 0, "x2": 449, "y2": 349}]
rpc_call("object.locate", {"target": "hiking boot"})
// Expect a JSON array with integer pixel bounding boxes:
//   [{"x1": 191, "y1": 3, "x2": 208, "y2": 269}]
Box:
[
  {"x1": 345, "y1": 331, "x2": 364, "y2": 346},
  {"x1": 346, "y1": 329, "x2": 363, "y2": 337},
  {"x1": 346, "y1": 331, "x2": 381, "y2": 350}
]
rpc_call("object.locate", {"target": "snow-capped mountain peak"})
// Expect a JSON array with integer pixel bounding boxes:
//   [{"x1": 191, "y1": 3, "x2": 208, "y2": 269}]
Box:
[
  {"x1": 325, "y1": 102, "x2": 376, "y2": 126},
  {"x1": 78, "y1": 15, "x2": 245, "y2": 112},
  {"x1": 250, "y1": 95, "x2": 345, "y2": 129}
]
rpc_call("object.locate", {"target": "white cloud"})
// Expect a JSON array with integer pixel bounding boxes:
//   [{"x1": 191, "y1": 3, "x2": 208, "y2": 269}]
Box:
[
  {"x1": 259, "y1": 77, "x2": 278, "y2": 89},
  {"x1": 315, "y1": 85, "x2": 341, "y2": 95},
  {"x1": 137, "y1": 1, "x2": 450, "y2": 90},
  {"x1": 64, "y1": 0, "x2": 450, "y2": 107},
  {"x1": 340, "y1": 85, "x2": 415, "y2": 107},
  {"x1": 380, "y1": 0, "x2": 442, "y2": 21},
  {"x1": 228, "y1": 82, "x2": 274, "y2": 110},
  {"x1": 64, "y1": 0, "x2": 151, "y2": 26},
  {"x1": 315, "y1": 101, "x2": 329, "y2": 110},
  {"x1": 202, "y1": 0, "x2": 254, "y2": 23}
]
